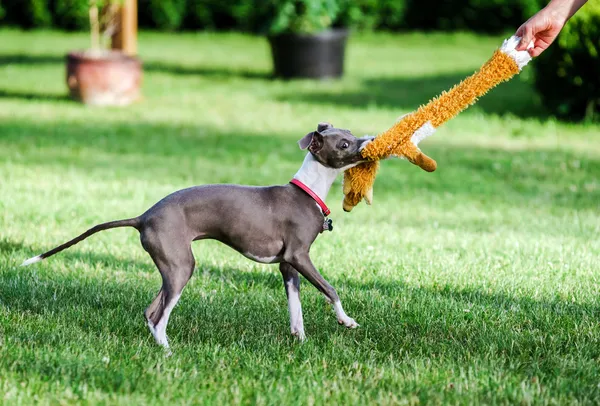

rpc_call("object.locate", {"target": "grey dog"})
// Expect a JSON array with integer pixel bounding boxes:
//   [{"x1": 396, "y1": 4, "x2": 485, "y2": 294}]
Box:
[{"x1": 21, "y1": 123, "x2": 373, "y2": 348}]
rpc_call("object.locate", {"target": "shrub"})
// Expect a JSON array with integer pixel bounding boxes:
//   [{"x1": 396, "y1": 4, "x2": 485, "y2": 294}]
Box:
[
  {"x1": 335, "y1": 0, "x2": 381, "y2": 31},
  {"x1": 262, "y1": 0, "x2": 341, "y2": 34},
  {"x1": 139, "y1": 0, "x2": 187, "y2": 30},
  {"x1": 184, "y1": 0, "x2": 259, "y2": 31},
  {"x1": 183, "y1": 0, "x2": 404, "y2": 33},
  {"x1": 29, "y1": 0, "x2": 53, "y2": 27},
  {"x1": 532, "y1": 2, "x2": 600, "y2": 121},
  {"x1": 375, "y1": 0, "x2": 408, "y2": 30},
  {"x1": 403, "y1": 0, "x2": 544, "y2": 34},
  {"x1": 184, "y1": 0, "x2": 222, "y2": 30},
  {"x1": 52, "y1": 0, "x2": 90, "y2": 30},
  {"x1": 2, "y1": 0, "x2": 53, "y2": 28}
]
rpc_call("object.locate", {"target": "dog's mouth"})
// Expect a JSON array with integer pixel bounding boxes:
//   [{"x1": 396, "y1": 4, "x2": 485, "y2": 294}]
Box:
[{"x1": 358, "y1": 136, "x2": 375, "y2": 152}]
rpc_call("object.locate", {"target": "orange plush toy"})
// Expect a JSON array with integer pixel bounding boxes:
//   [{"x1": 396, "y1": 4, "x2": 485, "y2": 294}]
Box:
[{"x1": 342, "y1": 35, "x2": 534, "y2": 212}]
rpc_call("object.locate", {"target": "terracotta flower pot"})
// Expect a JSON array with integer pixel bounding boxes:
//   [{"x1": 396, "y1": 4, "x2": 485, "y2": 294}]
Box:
[
  {"x1": 66, "y1": 50, "x2": 142, "y2": 106},
  {"x1": 268, "y1": 29, "x2": 349, "y2": 79}
]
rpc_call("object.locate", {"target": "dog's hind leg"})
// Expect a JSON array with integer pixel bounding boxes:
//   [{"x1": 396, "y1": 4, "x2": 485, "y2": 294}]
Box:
[
  {"x1": 142, "y1": 232, "x2": 195, "y2": 349},
  {"x1": 279, "y1": 262, "x2": 305, "y2": 341}
]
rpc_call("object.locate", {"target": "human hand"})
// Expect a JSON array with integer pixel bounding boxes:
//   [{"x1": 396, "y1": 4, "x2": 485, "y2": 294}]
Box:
[
  {"x1": 516, "y1": 0, "x2": 588, "y2": 57},
  {"x1": 515, "y1": 6, "x2": 568, "y2": 57}
]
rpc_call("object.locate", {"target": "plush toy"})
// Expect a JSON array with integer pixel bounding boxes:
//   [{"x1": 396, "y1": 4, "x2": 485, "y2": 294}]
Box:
[{"x1": 342, "y1": 35, "x2": 533, "y2": 212}]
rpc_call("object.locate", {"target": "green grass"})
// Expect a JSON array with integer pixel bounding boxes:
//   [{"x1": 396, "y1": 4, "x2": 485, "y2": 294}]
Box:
[{"x1": 1, "y1": 28, "x2": 600, "y2": 404}]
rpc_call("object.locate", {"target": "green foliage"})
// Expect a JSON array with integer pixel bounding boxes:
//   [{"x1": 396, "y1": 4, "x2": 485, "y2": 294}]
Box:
[
  {"x1": 183, "y1": 0, "x2": 264, "y2": 32},
  {"x1": 1, "y1": 0, "x2": 53, "y2": 28},
  {"x1": 181, "y1": 0, "x2": 404, "y2": 33},
  {"x1": 335, "y1": 0, "x2": 408, "y2": 31},
  {"x1": 52, "y1": 0, "x2": 89, "y2": 30},
  {"x1": 335, "y1": 0, "x2": 381, "y2": 31},
  {"x1": 262, "y1": 0, "x2": 341, "y2": 34},
  {"x1": 139, "y1": 0, "x2": 187, "y2": 30},
  {"x1": 403, "y1": 0, "x2": 543, "y2": 33},
  {"x1": 28, "y1": 0, "x2": 53, "y2": 27},
  {"x1": 533, "y1": 3, "x2": 600, "y2": 121},
  {"x1": 0, "y1": 1, "x2": 5, "y2": 22},
  {"x1": 0, "y1": 0, "x2": 547, "y2": 33},
  {"x1": 374, "y1": 0, "x2": 408, "y2": 30},
  {"x1": 184, "y1": 0, "x2": 224, "y2": 30}
]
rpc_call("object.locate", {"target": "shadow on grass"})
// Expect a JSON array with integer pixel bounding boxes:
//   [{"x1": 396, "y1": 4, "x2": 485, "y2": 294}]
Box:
[
  {"x1": 0, "y1": 53, "x2": 270, "y2": 103},
  {"x1": 2, "y1": 119, "x2": 598, "y2": 211},
  {"x1": 277, "y1": 71, "x2": 547, "y2": 119},
  {"x1": 1, "y1": 239, "x2": 599, "y2": 380},
  {"x1": 0, "y1": 54, "x2": 64, "y2": 66},
  {"x1": 0, "y1": 53, "x2": 544, "y2": 119},
  {"x1": 0, "y1": 53, "x2": 271, "y2": 80},
  {"x1": 144, "y1": 61, "x2": 272, "y2": 80},
  {"x1": 0, "y1": 89, "x2": 70, "y2": 101}
]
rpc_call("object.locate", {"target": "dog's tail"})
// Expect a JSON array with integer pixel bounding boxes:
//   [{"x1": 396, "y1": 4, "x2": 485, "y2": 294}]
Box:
[{"x1": 20, "y1": 217, "x2": 141, "y2": 266}]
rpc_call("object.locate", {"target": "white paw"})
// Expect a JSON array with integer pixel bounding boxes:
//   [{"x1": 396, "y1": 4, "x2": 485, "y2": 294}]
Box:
[
  {"x1": 148, "y1": 321, "x2": 170, "y2": 348},
  {"x1": 338, "y1": 316, "x2": 359, "y2": 329},
  {"x1": 291, "y1": 328, "x2": 306, "y2": 341}
]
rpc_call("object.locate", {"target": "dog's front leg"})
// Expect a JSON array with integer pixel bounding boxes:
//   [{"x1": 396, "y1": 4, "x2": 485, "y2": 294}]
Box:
[
  {"x1": 284, "y1": 252, "x2": 358, "y2": 329},
  {"x1": 279, "y1": 262, "x2": 305, "y2": 341}
]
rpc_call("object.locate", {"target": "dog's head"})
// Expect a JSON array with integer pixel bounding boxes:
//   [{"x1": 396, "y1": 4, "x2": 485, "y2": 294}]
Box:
[{"x1": 297, "y1": 123, "x2": 374, "y2": 169}]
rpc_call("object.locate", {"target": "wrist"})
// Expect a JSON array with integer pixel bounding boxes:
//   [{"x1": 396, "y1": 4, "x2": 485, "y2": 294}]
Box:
[{"x1": 545, "y1": 0, "x2": 574, "y2": 24}]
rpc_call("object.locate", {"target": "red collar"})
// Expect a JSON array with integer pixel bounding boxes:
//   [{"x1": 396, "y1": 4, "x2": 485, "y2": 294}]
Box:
[{"x1": 290, "y1": 178, "x2": 331, "y2": 216}]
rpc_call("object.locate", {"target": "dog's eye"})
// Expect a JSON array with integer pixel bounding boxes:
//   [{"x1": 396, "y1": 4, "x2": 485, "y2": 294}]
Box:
[{"x1": 340, "y1": 141, "x2": 349, "y2": 149}]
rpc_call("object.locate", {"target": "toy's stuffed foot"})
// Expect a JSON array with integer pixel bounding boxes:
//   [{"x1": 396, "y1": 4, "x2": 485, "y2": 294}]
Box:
[
  {"x1": 409, "y1": 151, "x2": 437, "y2": 172},
  {"x1": 342, "y1": 187, "x2": 372, "y2": 212},
  {"x1": 342, "y1": 161, "x2": 379, "y2": 211},
  {"x1": 395, "y1": 141, "x2": 438, "y2": 172}
]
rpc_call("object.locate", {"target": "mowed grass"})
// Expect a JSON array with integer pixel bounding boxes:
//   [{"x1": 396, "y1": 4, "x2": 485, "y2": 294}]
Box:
[{"x1": 1, "y1": 28, "x2": 600, "y2": 404}]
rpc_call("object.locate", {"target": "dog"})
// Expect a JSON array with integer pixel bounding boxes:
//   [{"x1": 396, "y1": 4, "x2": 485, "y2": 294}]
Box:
[{"x1": 21, "y1": 123, "x2": 373, "y2": 348}]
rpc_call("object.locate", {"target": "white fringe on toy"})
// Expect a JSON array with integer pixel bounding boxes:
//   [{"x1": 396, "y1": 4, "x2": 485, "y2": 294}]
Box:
[
  {"x1": 500, "y1": 35, "x2": 533, "y2": 70},
  {"x1": 411, "y1": 121, "x2": 436, "y2": 146}
]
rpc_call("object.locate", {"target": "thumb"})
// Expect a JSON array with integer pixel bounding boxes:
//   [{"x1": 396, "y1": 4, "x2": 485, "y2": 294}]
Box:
[{"x1": 516, "y1": 24, "x2": 533, "y2": 51}]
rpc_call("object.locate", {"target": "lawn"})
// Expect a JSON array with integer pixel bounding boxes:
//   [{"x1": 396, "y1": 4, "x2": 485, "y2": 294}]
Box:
[{"x1": 1, "y1": 28, "x2": 599, "y2": 404}]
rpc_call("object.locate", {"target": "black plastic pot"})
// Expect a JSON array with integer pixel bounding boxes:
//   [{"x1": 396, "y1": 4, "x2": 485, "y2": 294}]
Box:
[{"x1": 268, "y1": 29, "x2": 349, "y2": 79}]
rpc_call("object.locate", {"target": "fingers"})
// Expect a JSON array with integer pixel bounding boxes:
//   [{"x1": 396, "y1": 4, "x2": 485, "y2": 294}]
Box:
[
  {"x1": 529, "y1": 46, "x2": 545, "y2": 57},
  {"x1": 516, "y1": 23, "x2": 533, "y2": 51}
]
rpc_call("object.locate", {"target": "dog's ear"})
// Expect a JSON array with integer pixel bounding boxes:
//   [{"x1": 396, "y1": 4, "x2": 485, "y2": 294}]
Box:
[
  {"x1": 298, "y1": 131, "x2": 315, "y2": 150},
  {"x1": 298, "y1": 129, "x2": 325, "y2": 151},
  {"x1": 308, "y1": 130, "x2": 324, "y2": 153},
  {"x1": 317, "y1": 122, "x2": 333, "y2": 132}
]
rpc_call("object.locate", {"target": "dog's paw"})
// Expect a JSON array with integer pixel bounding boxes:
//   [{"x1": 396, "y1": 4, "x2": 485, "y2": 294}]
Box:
[
  {"x1": 291, "y1": 328, "x2": 306, "y2": 341},
  {"x1": 338, "y1": 316, "x2": 359, "y2": 329}
]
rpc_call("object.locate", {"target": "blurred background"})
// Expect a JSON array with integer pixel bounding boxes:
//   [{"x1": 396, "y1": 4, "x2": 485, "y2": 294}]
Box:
[
  {"x1": 1, "y1": 2, "x2": 600, "y2": 404},
  {"x1": 0, "y1": 0, "x2": 598, "y2": 119}
]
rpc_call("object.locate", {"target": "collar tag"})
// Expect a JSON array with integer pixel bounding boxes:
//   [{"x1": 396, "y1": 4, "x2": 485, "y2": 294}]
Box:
[{"x1": 321, "y1": 218, "x2": 333, "y2": 233}]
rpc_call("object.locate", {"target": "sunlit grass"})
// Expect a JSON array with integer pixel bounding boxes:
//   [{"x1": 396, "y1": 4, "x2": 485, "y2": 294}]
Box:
[{"x1": 0, "y1": 28, "x2": 599, "y2": 404}]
